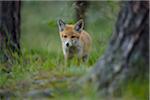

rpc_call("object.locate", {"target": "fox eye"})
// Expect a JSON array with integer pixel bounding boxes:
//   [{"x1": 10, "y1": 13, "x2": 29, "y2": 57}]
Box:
[
  {"x1": 71, "y1": 36, "x2": 75, "y2": 38},
  {"x1": 63, "y1": 35, "x2": 67, "y2": 38}
]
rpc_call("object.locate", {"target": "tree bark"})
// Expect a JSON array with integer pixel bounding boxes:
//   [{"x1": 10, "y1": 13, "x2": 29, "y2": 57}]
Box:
[
  {"x1": 0, "y1": 1, "x2": 21, "y2": 64},
  {"x1": 75, "y1": 0, "x2": 89, "y2": 29},
  {"x1": 87, "y1": 1, "x2": 149, "y2": 96}
]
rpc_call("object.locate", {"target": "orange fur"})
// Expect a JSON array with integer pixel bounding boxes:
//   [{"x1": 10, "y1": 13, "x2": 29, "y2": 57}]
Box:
[{"x1": 58, "y1": 20, "x2": 92, "y2": 62}]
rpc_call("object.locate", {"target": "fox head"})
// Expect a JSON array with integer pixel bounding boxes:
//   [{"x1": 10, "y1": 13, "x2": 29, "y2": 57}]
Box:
[{"x1": 57, "y1": 19, "x2": 84, "y2": 48}]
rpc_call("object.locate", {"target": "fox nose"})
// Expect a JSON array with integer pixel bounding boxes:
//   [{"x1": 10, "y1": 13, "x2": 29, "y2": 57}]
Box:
[{"x1": 66, "y1": 42, "x2": 69, "y2": 47}]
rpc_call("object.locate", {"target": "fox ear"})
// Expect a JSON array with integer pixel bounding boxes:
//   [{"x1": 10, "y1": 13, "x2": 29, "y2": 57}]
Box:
[
  {"x1": 57, "y1": 19, "x2": 66, "y2": 32},
  {"x1": 74, "y1": 19, "x2": 84, "y2": 33}
]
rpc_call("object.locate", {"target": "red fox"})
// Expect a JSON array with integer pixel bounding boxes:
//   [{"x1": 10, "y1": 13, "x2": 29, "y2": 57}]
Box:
[{"x1": 57, "y1": 19, "x2": 92, "y2": 62}]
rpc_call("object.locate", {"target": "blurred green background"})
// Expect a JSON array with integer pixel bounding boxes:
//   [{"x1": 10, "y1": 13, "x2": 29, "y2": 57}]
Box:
[{"x1": 21, "y1": 1, "x2": 118, "y2": 66}]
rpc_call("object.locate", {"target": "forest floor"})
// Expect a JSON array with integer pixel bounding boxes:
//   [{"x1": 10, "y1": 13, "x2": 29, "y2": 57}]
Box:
[{"x1": 0, "y1": 1, "x2": 148, "y2": 100}]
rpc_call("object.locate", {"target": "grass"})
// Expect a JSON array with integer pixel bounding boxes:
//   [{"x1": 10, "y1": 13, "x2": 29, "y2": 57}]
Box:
[{"x1": 0, "y1": 1, "x2": 148, "y2": 100}]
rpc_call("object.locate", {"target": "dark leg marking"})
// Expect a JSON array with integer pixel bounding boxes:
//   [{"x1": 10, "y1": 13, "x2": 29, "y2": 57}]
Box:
[{"x1": 82, "y1": 54, "x2": 88, "y2": 62}]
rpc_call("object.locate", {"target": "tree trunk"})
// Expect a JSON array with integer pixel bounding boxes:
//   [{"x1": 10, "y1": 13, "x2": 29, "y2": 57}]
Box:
[
  {"x1": 87, "y1": 1, "x2": 149, "y2": 96},
  {"x1": 0, "y1": 1, "x2": 21, "y2": 64},
  {"x1": 75, "y1": 1, "x2": 89, "y2": 29}
]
